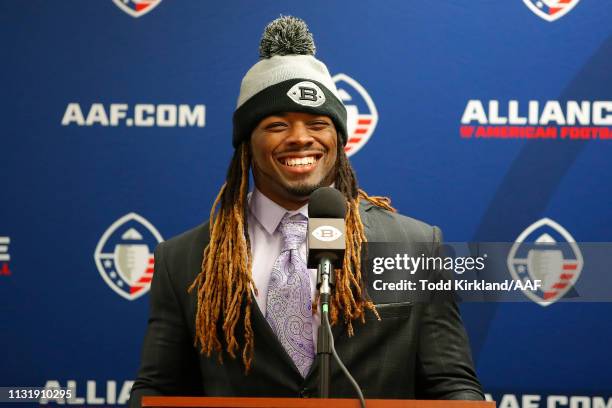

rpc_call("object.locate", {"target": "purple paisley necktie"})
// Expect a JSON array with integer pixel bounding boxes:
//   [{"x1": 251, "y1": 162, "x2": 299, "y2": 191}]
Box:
[{"x1": 265, "y1": 213, "x2": 315, "y2": 377}]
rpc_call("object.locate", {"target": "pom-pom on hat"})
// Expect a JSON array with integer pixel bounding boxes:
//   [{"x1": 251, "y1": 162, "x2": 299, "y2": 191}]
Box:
[{"x1": 232, "y1": 16, "x2": 348, "y2": 148}]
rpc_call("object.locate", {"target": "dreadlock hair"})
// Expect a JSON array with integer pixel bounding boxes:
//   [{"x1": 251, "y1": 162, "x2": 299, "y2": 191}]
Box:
[{"x1": 189, "y1": 140, "x2": 396, "y2": 372}]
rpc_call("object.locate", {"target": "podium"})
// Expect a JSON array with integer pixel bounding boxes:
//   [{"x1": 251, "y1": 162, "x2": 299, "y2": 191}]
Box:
[{"x1": 142, "y1": 397, "x2": 495, "y2": 408}]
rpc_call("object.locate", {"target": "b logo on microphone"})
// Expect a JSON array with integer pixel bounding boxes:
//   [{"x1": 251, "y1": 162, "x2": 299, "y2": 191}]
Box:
[
  {"x1": 312, "y1": 226, "x2": 343, "y2": 242},
  {"x1": 307, "y1": 218, "x2": 346, "y2": 269}
]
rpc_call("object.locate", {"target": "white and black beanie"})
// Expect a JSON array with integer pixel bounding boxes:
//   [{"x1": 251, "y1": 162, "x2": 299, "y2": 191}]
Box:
[{"x1": 232, "y1": 16, "x2": 348, "y2": 148}]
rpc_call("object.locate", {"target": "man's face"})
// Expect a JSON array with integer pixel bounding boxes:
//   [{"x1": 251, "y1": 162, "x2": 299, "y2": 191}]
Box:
[{"x1": 250, "y1": 112, "x2": 338, "y2": 210}]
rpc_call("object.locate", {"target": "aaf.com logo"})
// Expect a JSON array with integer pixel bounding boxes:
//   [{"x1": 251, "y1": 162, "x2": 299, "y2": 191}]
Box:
[
  {"x1": 460, "y1": 100, "x2": 612, "y2": 140},
  {"x1": 62, "y1": 103, "x2": 205, "y2": 128},
  {"x1": 94, "y1": 213, "x2": 163, "y2": 300}
]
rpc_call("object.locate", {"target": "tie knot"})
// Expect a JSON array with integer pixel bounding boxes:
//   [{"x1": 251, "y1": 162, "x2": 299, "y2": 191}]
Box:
[{"x1": 279, "y1": 213, "x2": 307, "y2": 251}]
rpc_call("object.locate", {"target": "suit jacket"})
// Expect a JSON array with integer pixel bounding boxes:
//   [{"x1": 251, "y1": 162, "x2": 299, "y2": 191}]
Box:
[{"x1": 129, "y1": 201, "x2": 484, "y2": 407}]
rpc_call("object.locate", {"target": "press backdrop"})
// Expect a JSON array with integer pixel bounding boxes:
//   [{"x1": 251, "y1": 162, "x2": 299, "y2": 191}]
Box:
[{"x1": 2, "y1": 1, "x2": 611, "y2": 406}]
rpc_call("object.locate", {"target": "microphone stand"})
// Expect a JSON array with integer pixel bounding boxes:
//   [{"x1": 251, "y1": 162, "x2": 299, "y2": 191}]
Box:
[
  {"x1": 315, "y1": 255, "x2": 367, "y2": 408},
  {"x1": 316, "y1": 256, "x2": 334, "y2": 398}
]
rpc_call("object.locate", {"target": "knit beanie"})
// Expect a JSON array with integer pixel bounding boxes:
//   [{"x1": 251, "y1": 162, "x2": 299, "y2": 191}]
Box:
[{"x1": 232, "y1": 16, "x2": 348, "y2": 148}]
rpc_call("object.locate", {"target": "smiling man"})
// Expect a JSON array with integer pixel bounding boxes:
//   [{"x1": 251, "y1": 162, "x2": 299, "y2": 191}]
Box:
[{"x1": 129, "y1": 16, "x2": 483, "y2": 407}]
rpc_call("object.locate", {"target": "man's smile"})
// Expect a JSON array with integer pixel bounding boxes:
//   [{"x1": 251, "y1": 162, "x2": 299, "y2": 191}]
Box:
[{"x1": 275, "y1": 151, "x2": 324, "y2": 175}]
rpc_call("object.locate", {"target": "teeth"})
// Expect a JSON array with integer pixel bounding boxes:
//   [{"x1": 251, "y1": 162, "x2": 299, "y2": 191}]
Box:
[{"x1": 283, "y1": 156, "x2": 317, "y2": 166}]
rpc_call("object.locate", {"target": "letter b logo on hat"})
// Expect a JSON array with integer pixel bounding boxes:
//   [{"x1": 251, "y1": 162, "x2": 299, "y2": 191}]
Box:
[{"x1": 287, "y1": 81, "x2": 326, "y2": 107}]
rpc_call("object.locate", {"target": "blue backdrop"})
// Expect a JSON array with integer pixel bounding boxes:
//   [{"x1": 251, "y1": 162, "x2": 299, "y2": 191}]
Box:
[{"x1": 2, "y1": 1, "x2": 611, "y2": 406}]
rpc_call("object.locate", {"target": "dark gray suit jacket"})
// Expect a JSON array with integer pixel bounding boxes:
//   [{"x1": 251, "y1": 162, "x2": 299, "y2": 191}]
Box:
[{"x1": 129, "y1": 201, "x2": 484, "y2": 407}]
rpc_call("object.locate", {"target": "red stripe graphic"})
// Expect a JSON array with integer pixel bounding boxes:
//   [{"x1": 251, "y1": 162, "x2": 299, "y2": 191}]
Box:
[
  {"x1": 563, "y1": 263, "x2": 577, "y2": 270},
  {"x1": 1, "y1": 263, "x2": 10, "y2": 276},
  {"x1": 543, "y1": 266, "x2": 578, "y2": 300},
  {"x1": 543, "y1": 291, "x2": 557, "y2": 300},
  {"x1": 129, "y1": 255, "x2": 156, "y2": 293},
  {"x1": 358, "y1": 119, "x2": 372, "y2": 125},
  {"x1": 138, "y1": 271, "x2": 154, "y2": 283}
]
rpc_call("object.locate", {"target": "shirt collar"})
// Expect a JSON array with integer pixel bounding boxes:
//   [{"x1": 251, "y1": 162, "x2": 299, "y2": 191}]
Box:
[{"x1": 248, "y1": 187, "x2": 308, "y2": 235}]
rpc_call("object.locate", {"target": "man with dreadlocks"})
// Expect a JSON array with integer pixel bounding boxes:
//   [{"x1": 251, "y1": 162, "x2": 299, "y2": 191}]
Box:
[{"x1": 129, "y1": 16, "x2": 483, "y2": 407}]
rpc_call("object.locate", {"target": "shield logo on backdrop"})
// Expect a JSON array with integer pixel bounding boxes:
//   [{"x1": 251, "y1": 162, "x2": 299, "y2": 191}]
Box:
[
  {"x1": 507, "y1": 218, "x2": 583, "y2": 306},
  {"x1": 112, "y1": 0, "x2": 162, "y2": 18},
  {"x1": 332, "y1": 74, "x2": 378, "y2": 157},
  {"x1": 522, "y1": 0, "x2": 581, "y2": 22},
  {"x1": 94, "y1": 213, "x2": 163, "y2": 300}
]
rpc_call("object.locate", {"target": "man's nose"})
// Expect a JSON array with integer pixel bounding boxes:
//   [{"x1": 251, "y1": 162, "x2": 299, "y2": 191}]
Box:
[{"x1": 285, "y1": 122, "x2": 314, "y2": 145}]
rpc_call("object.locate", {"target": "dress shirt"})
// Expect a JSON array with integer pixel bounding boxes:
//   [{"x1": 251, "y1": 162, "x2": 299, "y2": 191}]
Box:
[{"x1": 247, "y1": 188, "x2": 320, "y2": 345}]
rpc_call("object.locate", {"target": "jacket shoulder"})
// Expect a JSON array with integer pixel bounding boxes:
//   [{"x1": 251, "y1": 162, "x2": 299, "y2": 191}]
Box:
[
  {"x1": 360, "y1": 201, "x2": 442, "y2": 247},
  {"x1": 155, "y1": 222, "x2": 210, "y2": 288},
  {"x1": 160, "y1": 222, "x2": 210, "y2": 255}
]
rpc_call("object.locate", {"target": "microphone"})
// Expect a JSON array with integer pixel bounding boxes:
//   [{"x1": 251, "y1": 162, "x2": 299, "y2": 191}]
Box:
[
  {"x1": 308, "y1": 188, "x2": 365, "y2": 408},
  {"x1": 307, "y1": 186, "x2": 346, "y2": 270}
]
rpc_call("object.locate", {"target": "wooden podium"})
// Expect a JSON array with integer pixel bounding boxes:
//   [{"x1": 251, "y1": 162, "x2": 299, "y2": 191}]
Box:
[{"x1": 142, "y1": 396, "x2": 495, "y2": 408}]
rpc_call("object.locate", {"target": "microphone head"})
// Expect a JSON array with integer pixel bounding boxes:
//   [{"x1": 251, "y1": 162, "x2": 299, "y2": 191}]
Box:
[{"x1": 308, "y1": 187, "x2": 347, "y2": 219}]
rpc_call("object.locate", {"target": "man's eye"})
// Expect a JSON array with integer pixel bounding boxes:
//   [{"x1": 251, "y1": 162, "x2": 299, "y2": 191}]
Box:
[
  {"x1": 309, "y1": 121, "x2": 330, "y2": 128},
  {"x1": 265, "y1": 122, "x2": 288, "y2": 130}
]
